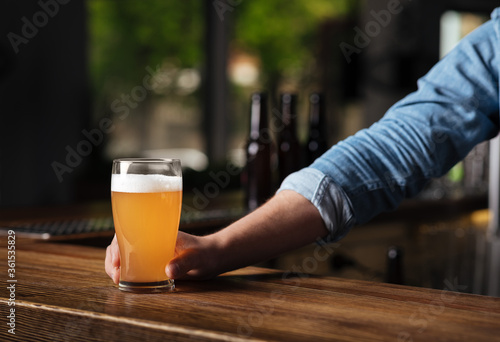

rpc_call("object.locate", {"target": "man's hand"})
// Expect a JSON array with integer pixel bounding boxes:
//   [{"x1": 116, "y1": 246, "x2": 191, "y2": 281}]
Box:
[{"x1": 104, "y1": 231, "x2": 220, "y2": 284}]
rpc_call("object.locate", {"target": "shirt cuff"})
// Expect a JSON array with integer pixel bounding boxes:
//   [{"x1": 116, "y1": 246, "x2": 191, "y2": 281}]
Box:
[{"x1": 277, "y1": 167, "x2": 356, "y2": 243}]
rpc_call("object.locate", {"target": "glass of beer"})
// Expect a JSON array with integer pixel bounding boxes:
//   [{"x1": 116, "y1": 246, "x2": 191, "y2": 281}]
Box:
[{"x1": 111, "y1": 158, "x2": 182, "y2": 293}]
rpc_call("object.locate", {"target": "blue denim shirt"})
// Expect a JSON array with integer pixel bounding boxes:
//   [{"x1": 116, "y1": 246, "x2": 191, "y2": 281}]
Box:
[{"x1": 279, "y1": 8, "x2": 500, "y2": 243}]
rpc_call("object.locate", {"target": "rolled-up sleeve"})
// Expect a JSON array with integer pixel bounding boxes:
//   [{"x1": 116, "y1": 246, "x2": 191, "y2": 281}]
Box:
[{"x1": 278, "y1": 168, "x2": 355, "y2": 243}]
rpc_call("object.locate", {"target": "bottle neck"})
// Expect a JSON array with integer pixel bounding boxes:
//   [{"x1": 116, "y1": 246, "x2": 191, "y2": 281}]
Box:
[
  {"x1": 249, "y1": 93, "x2": 268, "y2": 140},
  {"x1": 309, "y1": 93, "x2": 323, "y2": 129},
  {"x1": 280, "y1": 93, "x2": 297, "y2": 133}
]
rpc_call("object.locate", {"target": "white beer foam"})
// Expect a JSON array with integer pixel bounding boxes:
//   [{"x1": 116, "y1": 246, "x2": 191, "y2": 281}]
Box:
[{"x1": 111, "y1": 174, "x2": 182, "y2": 193}]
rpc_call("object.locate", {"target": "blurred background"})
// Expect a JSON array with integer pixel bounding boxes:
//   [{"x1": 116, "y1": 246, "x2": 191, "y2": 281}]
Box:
[{"x1": 0, "y1": 0, "x2": 499, "y2": 295}]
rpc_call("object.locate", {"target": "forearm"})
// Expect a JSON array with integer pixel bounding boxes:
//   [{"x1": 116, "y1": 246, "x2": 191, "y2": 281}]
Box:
[{"x1": 207, "y1": 190, "x2": 328, "y2": 275}]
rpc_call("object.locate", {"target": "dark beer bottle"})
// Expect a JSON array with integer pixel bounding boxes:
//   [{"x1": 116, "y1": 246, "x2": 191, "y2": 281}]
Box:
[
  {"x1": 245, "y1": 92, "x2": 273, "y2": 211},
  {"x1": 277, "y1": 93, "x2": 301, "y2": 184},
  {"x1": 306, "y1": 93, "x2": 328, "y2": 164},
  {"x1": 386, "y1": 246, "x2": 405, "y2": 285}
]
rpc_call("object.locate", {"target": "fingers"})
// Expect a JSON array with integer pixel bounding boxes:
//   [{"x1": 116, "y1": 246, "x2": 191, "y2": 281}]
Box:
[
  {"x1": 105, "y1": 234, "x2": 120, "y2": 284},
  {"x1": 167, "y1": 232, "x2": 205, "y2": 279},
  {"x1": 166, "y1": 248, "x2": 200, "y2": 280},
  {"x1": 168, "y1": 232, "x2": 193, "y2": 279},
  {"x1": 167, "y1": 232, "x2": 219, "y2": 280},
  {"x1": 109, "y1": 234, "x2": 120, "y2": 267},
  {"x1": 173, "y1": 231, "x2": 193, "y2": 256}
]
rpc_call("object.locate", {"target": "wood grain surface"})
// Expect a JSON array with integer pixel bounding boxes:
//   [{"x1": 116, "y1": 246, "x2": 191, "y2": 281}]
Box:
[{"x1": 1, "y1": 237, "x2": 499, "y2": 342}]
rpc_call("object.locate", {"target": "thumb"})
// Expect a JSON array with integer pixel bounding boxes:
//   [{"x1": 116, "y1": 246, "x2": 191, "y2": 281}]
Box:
[{"x1": 166, "y1": 248, "x2": 200, "y2": 280}]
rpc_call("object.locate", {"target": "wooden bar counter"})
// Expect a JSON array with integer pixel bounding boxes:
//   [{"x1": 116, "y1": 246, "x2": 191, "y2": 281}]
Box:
[{"x1": 1, "y1": 237, "x2": 499, "y2": 342}]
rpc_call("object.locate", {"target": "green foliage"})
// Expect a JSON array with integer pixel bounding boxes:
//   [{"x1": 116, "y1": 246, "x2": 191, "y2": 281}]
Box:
[
  {"x1": 87, "y1": 0, "x2": 203, "y2": 95},
  {"x1": 233, "y1": 0, "x2": 358, "y2": 77}
]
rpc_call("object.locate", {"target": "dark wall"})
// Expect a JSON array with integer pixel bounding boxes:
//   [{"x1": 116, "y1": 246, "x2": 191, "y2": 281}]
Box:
[{"x1": 0, "y1": 0, "x2": 89, "y2": 207}]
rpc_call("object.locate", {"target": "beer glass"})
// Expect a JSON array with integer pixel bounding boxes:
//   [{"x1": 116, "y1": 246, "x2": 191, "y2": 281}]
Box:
[{"x1": 111, "y1": 158, "x2": 182, "y2": 293}]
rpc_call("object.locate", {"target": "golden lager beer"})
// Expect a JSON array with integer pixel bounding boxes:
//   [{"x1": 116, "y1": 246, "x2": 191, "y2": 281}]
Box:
[{"x1": 111, "y1": 159, "x2": 182, "y2": 292}]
